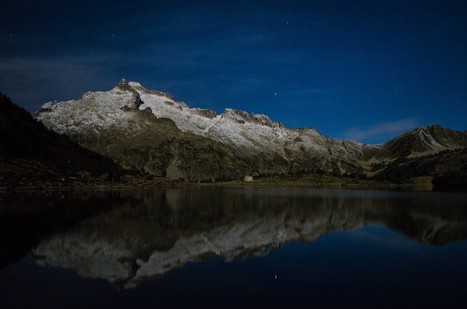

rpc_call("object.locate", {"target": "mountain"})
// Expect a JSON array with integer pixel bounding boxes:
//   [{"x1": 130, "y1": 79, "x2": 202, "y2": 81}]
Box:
[
  {"x1": 369, "y1": 126, "x2": 467, "y2": 186},
  {"x1": 0, "y1": 92, "x2": 124, "y2": 189},
  {"x1": 35, "y1": 80, "x2": 368, "y2": 180},
  {"x1": 35, "y1": 81, "x2": 467, "y2": 186},
  {"x1": 35, "y1": 81, "x2": 252, "y2": 182},
  {"x1": 381, "y1": 125, "x2": 467, "y2": 158}
]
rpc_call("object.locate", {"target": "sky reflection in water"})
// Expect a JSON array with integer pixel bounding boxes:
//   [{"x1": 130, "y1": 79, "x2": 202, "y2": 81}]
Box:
[{"x1": 0, "y1": 187, "x2": 466, "y2": 308}]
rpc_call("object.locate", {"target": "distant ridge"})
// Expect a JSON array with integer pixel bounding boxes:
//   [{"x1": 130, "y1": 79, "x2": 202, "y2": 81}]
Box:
[
  {"x1": 34, "y1": 81, "x2": 467, "y2": 186},
  {"x1": 382, "y1": 125, "x2": 467, "y2": 158},
  {"x1": 7, "y1": 81, "x2": 467, "y2": 187}
]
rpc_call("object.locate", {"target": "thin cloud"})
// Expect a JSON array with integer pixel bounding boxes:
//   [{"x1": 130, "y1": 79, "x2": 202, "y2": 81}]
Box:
[
  {"x1": 0, "y1": 55, "x2": 121, "y2": 111},
  {"x1": 343, "y1": 119, "x2": 420, "y2": 144}
]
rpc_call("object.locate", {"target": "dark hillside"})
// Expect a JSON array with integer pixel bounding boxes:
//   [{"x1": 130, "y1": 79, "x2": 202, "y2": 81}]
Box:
[{"x1": 0, "y1": 93, "x2": 124, "y2": 189}]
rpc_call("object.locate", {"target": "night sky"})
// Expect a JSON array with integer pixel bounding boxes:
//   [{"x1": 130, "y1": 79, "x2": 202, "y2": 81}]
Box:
[{"x1": 1, "y1": 0, "x2": 466, "y2": 143}]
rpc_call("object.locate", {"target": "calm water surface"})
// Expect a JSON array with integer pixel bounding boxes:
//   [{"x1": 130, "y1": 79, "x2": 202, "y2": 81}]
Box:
[{"x1": 0, "y1": 187, "x2": 466, "y2": 308}]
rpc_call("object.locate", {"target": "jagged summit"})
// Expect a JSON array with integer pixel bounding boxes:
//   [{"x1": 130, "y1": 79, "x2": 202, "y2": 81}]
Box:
[
  {"x1": 114, "y1": 80, "x2": 283, "y2": 128},
  {"x1": 383, "y1": 125, "x2": 467, "y2": 158},
  {"x1": 221, "y1": 108, "x2": 284, "y2": 128},
  {"x1": 34, "y1": 81, "x2": 367, "y2": 178},
  {"x1": 34, "y1": 81, "x2": 467, "y2": 183},
  {"x1": 117, "y1": 79, "x2": 143, "y2": 88},
  {"x1": 116, "y1": 79, "x2": 147, "y2": 93},
  {"x1": 36, "y1": 80, "x2": 338, "y2": 156}
]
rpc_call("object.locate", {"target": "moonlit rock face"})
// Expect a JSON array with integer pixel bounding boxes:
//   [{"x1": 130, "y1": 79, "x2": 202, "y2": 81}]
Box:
[
  {"x1": 35, "y1": 81, "x2": 467, "y2": 181},
  {"x1": 128, "y1": 81, "x2": 143, "y2": 88},
  {"x1": 36, "y1": 81, "x2": 357, "y2": 159},
  {"x1": 37, "y1": 87, "x2": 137, "y2": 135},
  {"x1": 136, "y1": 86, "x2": 292, "y2": 153}
]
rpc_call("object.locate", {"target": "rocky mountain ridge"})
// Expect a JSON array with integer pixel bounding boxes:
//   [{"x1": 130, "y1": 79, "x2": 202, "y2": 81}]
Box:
[
  {"x1": 35, "y1": 80, "x2": 467, "y2": 185},
  {"x1": 382, "y1": 125, "x2": 467, "y2": 158},
  {"x1": 0, "y1": 92, "x2": 125, "y2": 189}
]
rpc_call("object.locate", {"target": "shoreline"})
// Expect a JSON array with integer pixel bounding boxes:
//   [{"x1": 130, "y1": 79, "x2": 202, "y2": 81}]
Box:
[{"x1": 0, "y1": 178, "x2": 437, "y2": 196}]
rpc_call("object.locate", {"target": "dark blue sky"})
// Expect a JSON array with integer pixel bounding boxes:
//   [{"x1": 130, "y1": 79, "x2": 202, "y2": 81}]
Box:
[{"x1": 1, "y1": 0, "x2": 466, "y2": 143}]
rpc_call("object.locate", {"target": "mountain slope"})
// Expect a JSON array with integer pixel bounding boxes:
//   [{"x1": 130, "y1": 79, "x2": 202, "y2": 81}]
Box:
[
  {"x1": 365, "y1": 126, "x2": 467, "y2": 185},
  {"x1": 36, "y1": 80, "x2": 368, "y2": 179},
  {"x1": 0, "y1": 92, "x2": 124, "y2": 189},
  {"x1": 35, "y1": 81, "x2": 467, "y2": 185},
  {"x1": 36, "y1": 82, "x2": 252, "y2": 181},
  {"x1": 382, "y1": 125, "x2": 467, "y2": 158}
]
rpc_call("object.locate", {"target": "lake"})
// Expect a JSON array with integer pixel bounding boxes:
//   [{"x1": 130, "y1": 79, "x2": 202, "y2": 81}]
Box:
[{"x1": 1, "y1": 186, "x2": 466, "y2": 308}]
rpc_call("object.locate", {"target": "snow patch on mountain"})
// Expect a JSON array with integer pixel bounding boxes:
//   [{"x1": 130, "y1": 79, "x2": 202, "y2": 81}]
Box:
[
  {"x1": 36, "y1": 80, "x2": 347, "y2": 159},
  {"x1": 28, "y1": 80, "x2": 467, "y2": 182},
  {"x1": 135, "y1": 85, "x2": 302, "y2": 155},
  {"x1": 37, "y1": 85, "x2": 141, "y2": 135}
]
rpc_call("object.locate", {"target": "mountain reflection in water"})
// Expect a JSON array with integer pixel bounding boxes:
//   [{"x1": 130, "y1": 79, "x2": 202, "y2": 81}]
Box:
[{"x1": 10, "y1": 187, "x2": 463, "y2": 289}]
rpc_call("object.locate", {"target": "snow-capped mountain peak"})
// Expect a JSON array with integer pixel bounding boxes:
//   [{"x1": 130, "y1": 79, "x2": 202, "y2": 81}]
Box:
[
  {"x1": 33, "y1": 80, "x2": 371, "y2": 178},
  {"x1": 103, "y1": 81, "x2": 330, "y2": 156},
  {"x1": 35, "y1": 80, "x2": 466, "y2": 182}
]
